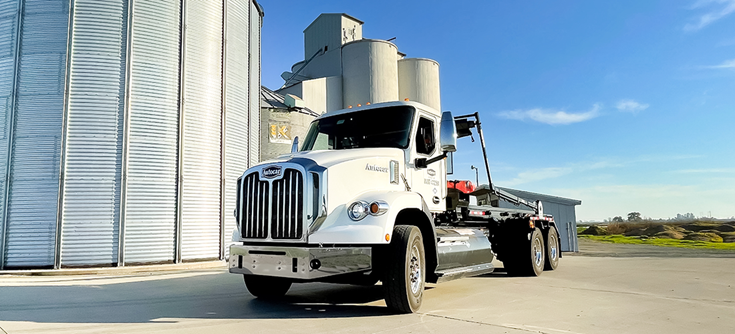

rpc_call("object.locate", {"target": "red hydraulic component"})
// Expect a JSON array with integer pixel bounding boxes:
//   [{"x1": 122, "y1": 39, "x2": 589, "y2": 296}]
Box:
[{"x1": 447, "y1": 180, "x2": 476, "y2": 194}]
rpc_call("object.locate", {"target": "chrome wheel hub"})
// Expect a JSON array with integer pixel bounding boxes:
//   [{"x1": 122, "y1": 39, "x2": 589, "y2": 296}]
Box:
[
  {"x1": 409, "y1": 245, "x2": 422, "y2": 294},
  {"x1": 533, "y1": 237, "x2": 543, "y2": 266}
]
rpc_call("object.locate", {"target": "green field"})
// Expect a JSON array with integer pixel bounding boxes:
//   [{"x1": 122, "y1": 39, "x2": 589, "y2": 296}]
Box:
[{"x1": 579, "y1": 235, "x2": 735, "y2": 251}]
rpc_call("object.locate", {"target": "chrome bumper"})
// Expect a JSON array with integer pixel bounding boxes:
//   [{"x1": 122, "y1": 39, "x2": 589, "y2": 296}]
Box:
[{"x1": 229, "y1": 244, "x2": 372, "y2": 280}]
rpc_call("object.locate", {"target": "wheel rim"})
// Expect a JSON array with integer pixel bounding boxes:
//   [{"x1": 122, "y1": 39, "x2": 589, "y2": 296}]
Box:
[
  {"x1": 409, "y1": 244, "x2": 422, "y2": 294},
  {"x1": 532, "y1": 236, "x2": 543, "y2": 267},
  {"x1": 549, "y1": 233, "x2": 558, "y2": 261}
]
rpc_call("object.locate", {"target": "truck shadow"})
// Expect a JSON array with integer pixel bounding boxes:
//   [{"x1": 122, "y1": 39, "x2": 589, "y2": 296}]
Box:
[{"x1": 0, "y1": 272, "x2": 431, "y2": 324}]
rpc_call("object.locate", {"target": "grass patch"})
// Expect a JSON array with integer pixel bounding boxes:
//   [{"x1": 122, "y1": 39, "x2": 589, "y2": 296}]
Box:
[{"x1": 580, "y1": 235, "x2": 735, "y2": 251}]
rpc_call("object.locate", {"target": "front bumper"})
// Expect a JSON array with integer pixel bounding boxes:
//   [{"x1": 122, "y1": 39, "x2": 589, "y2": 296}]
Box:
[{"x1": 229, "y1": 244, "x2": 372, "y2": 280}]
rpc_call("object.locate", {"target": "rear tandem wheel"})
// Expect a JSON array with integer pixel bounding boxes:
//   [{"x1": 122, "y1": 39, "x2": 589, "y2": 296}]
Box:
[{"x1": 504, "y1": 227, "x2": 545, "y2": 277}]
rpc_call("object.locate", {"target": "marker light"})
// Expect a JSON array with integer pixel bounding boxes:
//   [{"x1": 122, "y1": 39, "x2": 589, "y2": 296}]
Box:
[
  {"x1": 404, "y1": 98, "x2": 409, "y2": 101},
  {"x1": 357, "y1": 104, "x2": 362, "y2": 107},
  {"x1": 366, "y1": 102, "x2": 371, "y2": 105},
  {"x1": 385, "y1": 234, "x2": 391, "y2": 242},
  {"x1": 348, "y1": 105, "x2": 353, "y2": 109},
  {"x1": 368, "y1": 201, "x2": 389, "y2": 216}
]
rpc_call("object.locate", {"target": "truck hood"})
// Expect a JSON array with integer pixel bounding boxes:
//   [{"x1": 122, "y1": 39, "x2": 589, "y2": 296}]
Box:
[{"x1": 265, "y1": 148, "x2": 405, "y2": 170}]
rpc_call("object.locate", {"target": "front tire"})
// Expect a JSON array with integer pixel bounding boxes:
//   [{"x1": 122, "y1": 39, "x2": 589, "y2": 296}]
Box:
[
  {"x1": 243, "y1": 275, "x2": 292, "y2": 299},
  {"x1": 384, "y1": 225, "x2": 425, "y2": 313}
]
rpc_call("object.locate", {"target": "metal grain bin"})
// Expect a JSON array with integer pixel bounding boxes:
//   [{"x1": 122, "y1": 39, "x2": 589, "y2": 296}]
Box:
[{"x1": 0, "y1": 0, "x2": 263, "y2": 270}]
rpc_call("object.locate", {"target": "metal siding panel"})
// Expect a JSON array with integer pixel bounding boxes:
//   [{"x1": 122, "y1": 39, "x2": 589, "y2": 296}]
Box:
[
  {"x1": 60, "y1": 0, "x2": 126, "y2": 266},
  {"x1": 180, "y1": 0, "x2": 222, "y2": 260},
  {"x1": 223, "y1": 0, "x2": 248, "y2": 258},
  {"x1": 4, "y1": 0, "x2": 68, "y2": 268},
  {"x1": 0, "y1": 0, "x2": 19, "y2": 263},
  {"x1": 123, "y1": 0, "x2": 180, "y2": 264},
  {"x1": 248, "y1": 1, "x2": 259, "y2": 167}
]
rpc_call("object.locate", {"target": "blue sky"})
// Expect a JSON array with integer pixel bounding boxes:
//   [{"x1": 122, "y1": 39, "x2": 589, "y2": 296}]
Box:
[{"x1": 259, "y1": 0, "x2": 735, "y2": 221}]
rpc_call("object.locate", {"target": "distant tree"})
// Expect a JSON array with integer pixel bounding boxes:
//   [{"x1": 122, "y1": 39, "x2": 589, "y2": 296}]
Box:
[
  {"x1": 627, "y1": 212, "x2": 641, "y2": 222},
  {"x1": 612, "y1": 216, "x2": 624, "y2": 223}
]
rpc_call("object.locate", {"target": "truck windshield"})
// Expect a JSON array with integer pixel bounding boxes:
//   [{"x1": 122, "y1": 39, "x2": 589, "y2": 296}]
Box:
[{"x1": 300, "y1": 106, "x2": 414, "y2": 151}]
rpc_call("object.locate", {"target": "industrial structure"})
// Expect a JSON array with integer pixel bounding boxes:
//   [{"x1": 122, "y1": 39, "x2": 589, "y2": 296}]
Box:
[
  {"x1": 0, "y1": 0, "x2": 262, "y2": 269},
  {"x1": 265, "y1": 13, "x2": 581, "y2": 251}
]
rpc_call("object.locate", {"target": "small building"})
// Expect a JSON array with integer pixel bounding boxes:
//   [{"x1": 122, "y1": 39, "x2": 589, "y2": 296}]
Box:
[
  {"x1": 260, "y1": 86, "x2": 320, "y2": 161},
  {"x1": 498, "y1": 187, "x2": 582, "y2": 252}
]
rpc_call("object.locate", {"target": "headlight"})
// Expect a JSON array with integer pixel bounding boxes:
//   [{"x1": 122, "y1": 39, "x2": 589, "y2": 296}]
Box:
[{"x1": 348, "y1": 201, "x2": 369, "y2": 221}]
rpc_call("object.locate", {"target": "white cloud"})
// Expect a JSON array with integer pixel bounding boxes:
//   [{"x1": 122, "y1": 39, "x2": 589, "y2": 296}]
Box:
[
  {"x1": 684, "y1": 0, "x2": 735, "y2": 31},
  {"x1": 705, "y1": 58, "x2": 735, "y2": 69},
  {"x1": 672, "y1": 168, "x2": 735, "y2": 173},
  {"x1": 502, "y1": 160, "x2": 620, "y2": 187},
  {"x1": 496, "y1": 104, "x2": 601, "y2": 125},
  {"x1": 616, "y1": 99, "x2": 649, "y2": 113}
]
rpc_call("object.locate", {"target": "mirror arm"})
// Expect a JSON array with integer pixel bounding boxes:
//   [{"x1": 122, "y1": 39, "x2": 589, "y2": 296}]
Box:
[{"x1": 415, "y1": 152, "x2": 447, "y2": 169}]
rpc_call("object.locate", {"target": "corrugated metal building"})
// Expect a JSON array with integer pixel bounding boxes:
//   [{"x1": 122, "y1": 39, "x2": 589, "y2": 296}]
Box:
[
  {"x1": 497, "y1": 187, "x2": 581, "y2": 252},
  {"x1": 0, "y1": 0, "x2": 263, "y2": 270}
]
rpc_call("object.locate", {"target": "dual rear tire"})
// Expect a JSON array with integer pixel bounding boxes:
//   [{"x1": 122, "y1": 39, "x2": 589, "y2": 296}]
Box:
[{"x1": 504, "y1": 225, "x2": 560, "y2": 276}]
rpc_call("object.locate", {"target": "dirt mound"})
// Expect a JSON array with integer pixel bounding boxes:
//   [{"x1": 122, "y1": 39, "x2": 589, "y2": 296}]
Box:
[
  {"x1": 714, "y1": 224, "x2": 735, "y2": 232},
  {"x1": 681, "y1": 222, "x2": 723, "y2": 232},
  {"x1": 654, "y1": 230, "x2": 685, "y2": 240},
  {"x1": 683, "y1": 232, "x2": 723, "y2": 243},
  {"x1": 623, "y1": 228, "x2": 646, "y2": 236},
  {"x1": 624, "y1": 224, "x2": 686, "y2": 237},
  {"x1": 720, "y1": 232, "x2": 735, "y2": 243},
  {"x1": 580, "y1": 225, "x2": 606, "y2": 236}
]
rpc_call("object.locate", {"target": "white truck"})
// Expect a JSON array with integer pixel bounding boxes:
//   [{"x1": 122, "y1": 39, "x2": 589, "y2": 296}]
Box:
[{"x1": 229, "y1": 100, "x2": 561, "y2": 313}]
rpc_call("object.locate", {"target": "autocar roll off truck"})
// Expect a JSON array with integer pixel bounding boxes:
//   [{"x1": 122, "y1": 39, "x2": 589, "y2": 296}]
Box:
[{"x1": 228, "y1": 100, "x2": 561, "y2": 313}]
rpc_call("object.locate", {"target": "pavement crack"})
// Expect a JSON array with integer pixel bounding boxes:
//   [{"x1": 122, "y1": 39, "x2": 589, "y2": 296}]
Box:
[{"x1": 419, "y1": 313, "x2": 541, "y2": 333}]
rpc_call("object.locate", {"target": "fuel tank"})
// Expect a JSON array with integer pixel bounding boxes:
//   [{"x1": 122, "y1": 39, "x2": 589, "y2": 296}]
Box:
[{"x1": 434, "y1": 227, "x2": 495, "y2": 282}]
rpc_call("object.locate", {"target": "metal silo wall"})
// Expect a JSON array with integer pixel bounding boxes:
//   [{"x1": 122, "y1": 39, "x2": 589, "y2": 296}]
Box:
[
  {"x1": 341, "y1": 39, "x2": 399, "y2": 108},
  {"x1": 248, "y1": 1, "x2": 260, "y2": 167},
  {"x1": 0, "y1": 0, "x2": 20, "y2": 266},
  {"x1": 180, "y1": 0, "x2": 223, "y2": 260},
  {"x1": 59, "y1": 0, "x2": 127, "y2": 266},
  {"x1": 223, "y1": 0, "x2": 249, "y2": 257},
  {"x1": 3, "y1": 0, "x2": 68, "y2": 268},
  {"x1": 122, "y1": 0, "x2": 181, "y2": 264}
]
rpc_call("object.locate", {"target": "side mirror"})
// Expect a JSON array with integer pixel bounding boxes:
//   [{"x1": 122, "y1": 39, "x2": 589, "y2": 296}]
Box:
[
  {"x1": 439, "y1": 111, "x2": 457, "y2": 152},
  {"x1": 291, "y1": 136, "x2": 299, "y2": 153}
]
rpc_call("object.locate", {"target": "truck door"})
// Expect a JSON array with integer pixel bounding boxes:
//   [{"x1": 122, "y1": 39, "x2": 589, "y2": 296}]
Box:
[{"x1": 410, "y1": 113, "x2": 445, "y2": 212}]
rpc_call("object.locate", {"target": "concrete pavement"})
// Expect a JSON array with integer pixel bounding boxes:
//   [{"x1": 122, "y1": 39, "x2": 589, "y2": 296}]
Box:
[{"x1": 1, "y1": 244, "x2": 734, "y2": 333}]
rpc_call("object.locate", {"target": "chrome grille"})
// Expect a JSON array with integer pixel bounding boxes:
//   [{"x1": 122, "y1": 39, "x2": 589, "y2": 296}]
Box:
[
  {"x1": 271, "y1": 169, "x2": 304, "y2": 239},
  {"x1": 238, "y1": 169, "x2": 304, "y2": 240},
  {"x1": 240, "y1": 172, "x2": 269, "y2": 239}
]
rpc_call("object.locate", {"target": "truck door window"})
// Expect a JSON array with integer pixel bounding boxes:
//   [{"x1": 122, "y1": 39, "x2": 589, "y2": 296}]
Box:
[{"x1": 415, "y1": 117, "x2": 435, "y2": 155}]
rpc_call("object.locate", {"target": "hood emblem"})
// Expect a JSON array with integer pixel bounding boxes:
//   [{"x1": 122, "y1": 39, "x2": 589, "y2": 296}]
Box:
[{"x1": 262, "y1": 165, "x2": 282, "y2": 179}]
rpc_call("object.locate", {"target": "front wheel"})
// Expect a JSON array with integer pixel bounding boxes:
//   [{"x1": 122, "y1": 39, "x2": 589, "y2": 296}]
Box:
[
  {"x1": 384, "y1": 225, "x2": 425, "y2": 313},
  {"x1": 243, "y1": 275, "x2": 292, "y2": 299}
]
